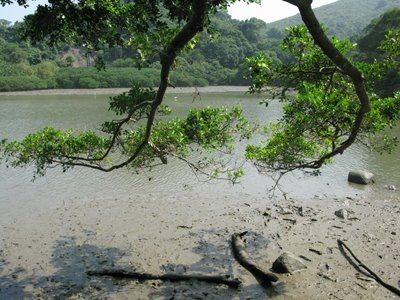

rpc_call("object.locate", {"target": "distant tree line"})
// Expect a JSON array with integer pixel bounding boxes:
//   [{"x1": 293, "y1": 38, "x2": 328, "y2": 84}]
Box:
[{"x1": 0, "y1": 8, "x2": 399, "y2": 94}]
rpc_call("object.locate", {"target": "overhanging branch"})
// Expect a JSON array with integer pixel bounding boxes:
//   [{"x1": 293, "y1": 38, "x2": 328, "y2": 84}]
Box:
[{"x1": 281, "y1": 0, "x2": 371, "y2": 168}]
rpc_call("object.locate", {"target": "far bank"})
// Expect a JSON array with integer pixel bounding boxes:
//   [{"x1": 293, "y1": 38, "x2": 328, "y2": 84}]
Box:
[{"x1": 0, "y1": 86, "x2": 249, "y2": 97}]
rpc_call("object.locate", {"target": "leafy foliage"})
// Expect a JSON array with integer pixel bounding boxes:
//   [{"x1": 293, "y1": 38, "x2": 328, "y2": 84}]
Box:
[
  {"x1": 380, "y1": 30, "x2": 400, "y2": 69},
  {"x1": 0, "y1": 128, "x2": 109, "y2": 177},
  {"x1": 244, "y1": 24, "x2": 400, "y2": 172}
]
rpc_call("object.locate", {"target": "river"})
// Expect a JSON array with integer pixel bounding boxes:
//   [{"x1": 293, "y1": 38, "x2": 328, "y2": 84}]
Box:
[{"x1": 0, "y1": 90, "x2": 399, "y2": 222}]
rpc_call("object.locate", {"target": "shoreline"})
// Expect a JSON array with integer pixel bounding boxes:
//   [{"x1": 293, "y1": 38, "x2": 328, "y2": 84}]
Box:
[{"x1": 0, "y1": 86, "x2": 249, "y2": 96}]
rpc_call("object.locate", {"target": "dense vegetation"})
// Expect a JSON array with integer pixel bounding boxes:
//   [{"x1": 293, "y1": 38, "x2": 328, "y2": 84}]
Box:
[
  {"x1": 0, "y1": 0, "x2": 399, "y2": 92},
  {"x1": 0, "y1": 12, "x2": 275, "y2": 91}
]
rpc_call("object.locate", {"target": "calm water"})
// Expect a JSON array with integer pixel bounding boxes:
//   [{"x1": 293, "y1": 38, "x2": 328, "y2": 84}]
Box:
[{"x1": 0, "y1": 91, "x2": 399, "y2": 219}]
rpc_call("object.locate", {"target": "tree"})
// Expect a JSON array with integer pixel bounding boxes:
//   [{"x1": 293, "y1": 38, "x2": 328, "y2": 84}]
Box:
[
  {"x1": 0, "y1": 19, "x2": 12, "y2": 37},
  {"x1": 0, "y1": 42, "x2": 27, "y2": 63},
  {"x1": 0, "y1": 0, "x2": 399, "y2": 182},
  {"x1": 239, "y1": 17, "x2": 266, "y2": 43},
  {"x1": 245, "y1": 24, "x2": 400, "y2": 173}
]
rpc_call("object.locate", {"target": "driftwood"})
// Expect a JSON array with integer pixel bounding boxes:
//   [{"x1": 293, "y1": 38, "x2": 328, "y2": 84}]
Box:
[
  {"x1": 231, "y1": 232, "x2": 279, "y2": 287},
  {"x1": 338, "y1": 239, "x2": 400, "y2": 297},
  {"x1": 87, "y1": 269, "x2": 241, "y2": 288}
]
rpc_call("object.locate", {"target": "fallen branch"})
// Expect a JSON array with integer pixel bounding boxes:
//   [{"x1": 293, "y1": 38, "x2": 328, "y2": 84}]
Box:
[
  {"x1": 87, "y1": 269, "x2": 241, "y2": 288},
  {"x1": 337, "y1": 239, "x2": 400, "y2": 297},
  {"x1": 231, "y1": 232, "x2": 279, "y2": 287}
]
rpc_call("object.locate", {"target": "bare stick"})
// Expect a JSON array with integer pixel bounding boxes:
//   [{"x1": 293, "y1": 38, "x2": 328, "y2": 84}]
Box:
[
  {"x1": 87, "y1": 269, "x2": 241, "y2": 288},
  {"x1": 231, "y1": 232, "x2": 279, "y2": 287},
  {"x1": 338, "y1": 239, "x2": 400, "y2": 297}
]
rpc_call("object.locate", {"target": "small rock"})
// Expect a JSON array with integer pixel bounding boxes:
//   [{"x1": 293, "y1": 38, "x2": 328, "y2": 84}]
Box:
[
  {"x1": 348, "y1": 170, "x2": 374, "y2": 185},
  {"x1": 343, "y1": 199, "x2": 351, "y2": 206},
  {"x1": 385, "y1": 185, "x2": 396, "y2": 191},
  {"x1": 272, "y1": 251, "x2": 307, "y2": 273},
  {"x1": 297, "y1": 206, "x2": 305, "y2": 216},
  {"x1": 335, "y1": 209, "x2": 348, "y2": 219},
  {"x1": 262, "y1": 211, "x2": 271, "y2": 217}
]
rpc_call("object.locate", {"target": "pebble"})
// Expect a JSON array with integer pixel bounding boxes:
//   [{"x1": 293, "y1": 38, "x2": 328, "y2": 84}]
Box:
[
  {"x1": 334, "y1": 209, "x2": 348, "y2": 219},
  {"x1": 384, "y1": 185, "x2": 396, "y2": 191},
  {"x1": 272, "y1": 251, "x2": 307, "y2": 273}
]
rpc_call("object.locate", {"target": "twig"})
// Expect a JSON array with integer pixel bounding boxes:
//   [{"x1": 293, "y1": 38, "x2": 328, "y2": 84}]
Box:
[
  {"x1": 231, "y1": 232, "x2": 278, "y2": 287},
  {"x1": 268, "y1": 171, "x2": 289, "y2": 200},
  {"x1": 87, "y1": 269, "x2": 241, "y2": 288},
  {"x1": 337, "y1": 239, "x2": 400, "y2": 297}
]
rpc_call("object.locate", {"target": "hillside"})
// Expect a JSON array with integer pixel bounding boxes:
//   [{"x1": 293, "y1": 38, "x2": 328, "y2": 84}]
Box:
[
  {"x1": 266, "y1": 0, "x2": 400, "y2": 39},
  {"x1": 358, "y1": 7, "x2": 400, "y2": 54}
]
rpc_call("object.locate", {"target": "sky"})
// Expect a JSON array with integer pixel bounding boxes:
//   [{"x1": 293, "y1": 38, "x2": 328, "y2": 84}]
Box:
[
  {"x1": 228, "y1": 0, "x2": 339, "y2": 23},
  {"x1": 0, "y1": 0, "x2": 339, "y2": 24}
]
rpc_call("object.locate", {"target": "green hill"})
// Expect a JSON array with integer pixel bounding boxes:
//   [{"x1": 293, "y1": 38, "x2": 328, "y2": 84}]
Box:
[
  {"x1": 266, "y1": 0, "x2": 400, "y2": 39},
  {"x1": 358, "y1": 7, "x2": 400, "y2": 55}
]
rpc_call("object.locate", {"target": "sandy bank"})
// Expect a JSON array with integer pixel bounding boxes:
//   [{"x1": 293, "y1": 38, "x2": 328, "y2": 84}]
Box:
[{"x1": 0, "y1": 86, "x2": 249, "y2": 96}]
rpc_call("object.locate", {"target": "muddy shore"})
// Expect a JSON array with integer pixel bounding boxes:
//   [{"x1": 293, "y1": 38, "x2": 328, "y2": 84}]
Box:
[{"x1": 0, "y1": 187, "x2": 399, "y2": 299}]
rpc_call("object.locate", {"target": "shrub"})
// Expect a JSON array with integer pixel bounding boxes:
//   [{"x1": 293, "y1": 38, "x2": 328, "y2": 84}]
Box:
[
  {"x1": 0, "y1": 75, "x2": 48, "y2": 91},
  {"x1": 78, "y1": 77, "x2": 100, "y2": 88}
]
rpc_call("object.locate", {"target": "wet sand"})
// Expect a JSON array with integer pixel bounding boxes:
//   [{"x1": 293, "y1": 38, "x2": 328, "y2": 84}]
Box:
[{"x1": 0, "y1": 187, "x2": 399, "y2": 299}]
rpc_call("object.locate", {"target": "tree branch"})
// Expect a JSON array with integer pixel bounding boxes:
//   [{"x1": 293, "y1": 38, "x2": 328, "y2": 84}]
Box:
[
  {"x1": 282, "y1": 0, "x2": 371, "y2": 168},
  {"x1": 87, "y1": 269, "x2": 241, "y2": 288},
  {"x1": 338, "y1": 240, "x2": 400, "y2": 297},
  {"x1": 231, "y1": 232, "x2": 279, "y2": 287}
]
